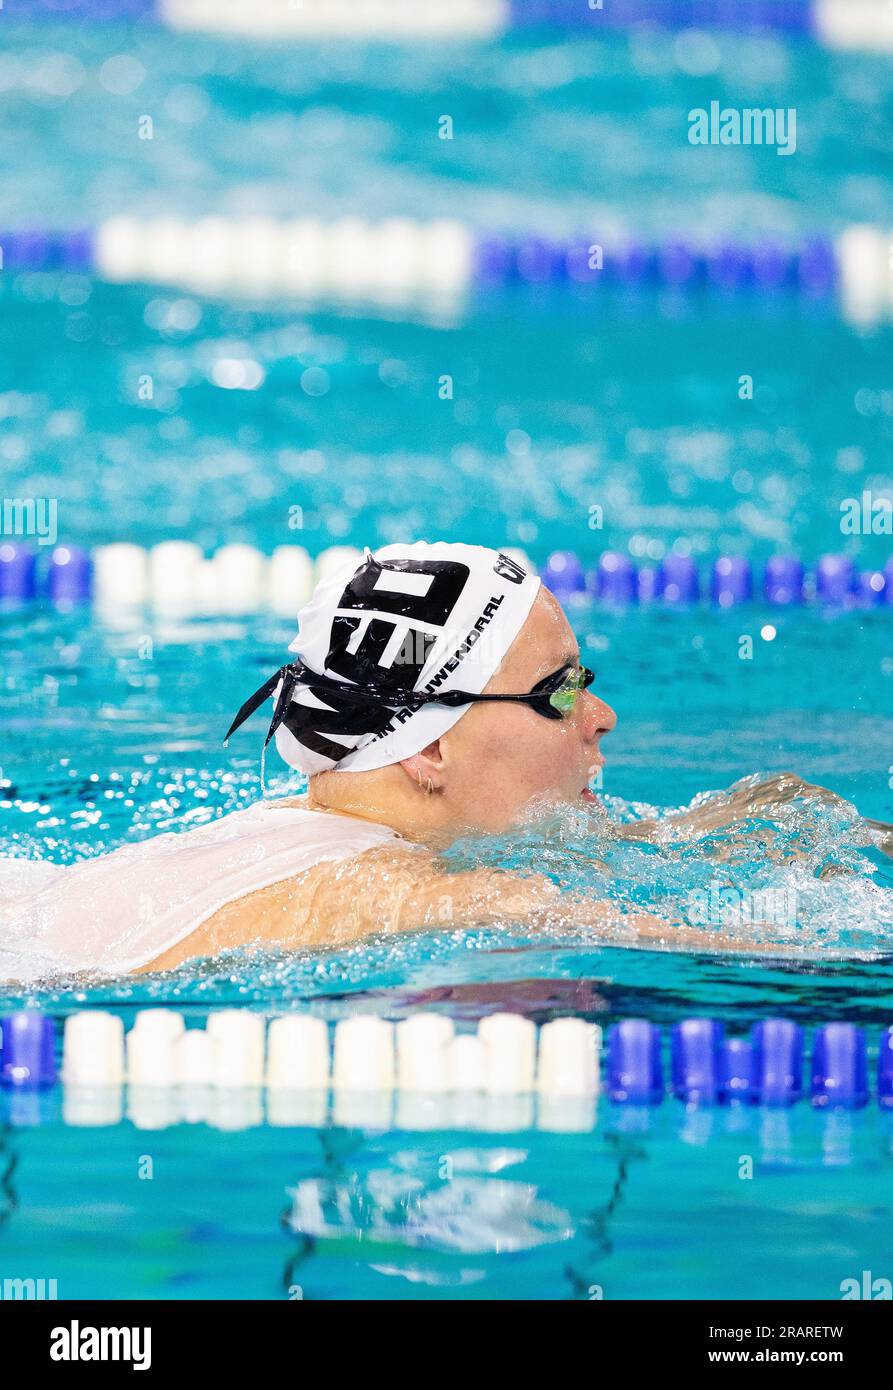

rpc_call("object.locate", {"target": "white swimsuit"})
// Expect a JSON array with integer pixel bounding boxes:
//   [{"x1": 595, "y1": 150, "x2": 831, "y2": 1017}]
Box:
[{"x1": 0, "y1": 799, "x2": 402, "y2": 981}]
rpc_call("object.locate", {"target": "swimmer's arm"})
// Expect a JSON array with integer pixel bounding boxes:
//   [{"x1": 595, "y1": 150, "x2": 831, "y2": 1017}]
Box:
[
  {"x1": 621, "y1": 773, "x2": 893, "y2": 868},
  {"x1": 298, "y1": 848, "x2": 786, "y2": 957},
  {"x1": 617, "y1": 772, "x2": 850, "y2": 844},
  {"x1": 136, "y1": 846, "x2": 785, "y2": 974}
]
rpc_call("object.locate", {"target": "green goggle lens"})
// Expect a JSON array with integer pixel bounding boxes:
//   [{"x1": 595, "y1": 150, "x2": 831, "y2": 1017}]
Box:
[{"x1": 547, "y1": 665, "x2": 590, "y2": 714}]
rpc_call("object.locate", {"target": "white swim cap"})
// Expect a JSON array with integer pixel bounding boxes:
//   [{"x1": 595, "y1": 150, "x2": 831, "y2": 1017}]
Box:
[{"x1": 225, "y1": 541, "x2": 541, "y2": 775}]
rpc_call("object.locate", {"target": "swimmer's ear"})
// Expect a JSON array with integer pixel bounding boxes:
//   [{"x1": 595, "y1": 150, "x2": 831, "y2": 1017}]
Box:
[{"x1": 400, "y1": 741, "x2": 445, "y2": 794}]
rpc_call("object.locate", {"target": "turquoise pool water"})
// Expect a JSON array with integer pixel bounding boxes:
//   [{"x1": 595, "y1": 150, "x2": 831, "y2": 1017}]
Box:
[
  {"x1": 1, "y1": 25, "x2": 892, "y2": 568},
  {"x1": 2, "y1": 18, "x2": 892, "y2": 1299},
  {"x1": 3, "y1": 285, "x2": 893, "y2": 568},
  {"x1": 3, "y1": 1088, "x2": 893, "y2": 1301}
]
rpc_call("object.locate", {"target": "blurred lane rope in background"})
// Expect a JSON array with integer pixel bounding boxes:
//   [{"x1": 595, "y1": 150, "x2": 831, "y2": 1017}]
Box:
[
  {"x1": 6, "y1": 0, "x2": 893, "y2": 52},
  {"x1": 6, "y1": 218, "x2": 893, "y2": 325}
]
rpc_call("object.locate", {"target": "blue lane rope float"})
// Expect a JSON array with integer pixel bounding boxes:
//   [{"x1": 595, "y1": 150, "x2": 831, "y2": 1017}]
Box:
[
  {"x1": 4, "y1": 0, "x2": 890, "y2": 52},
  {"x1": 474, "y1": 234, "x2": 838, "y2": 295},
  {"x1": 878, "y1": 1028, "x2": 893, "y2": 1106},
  {"x1": 511, "y1": 0, "x2": 813, "y2": 32},
  {"x1": 717, "y1": 1037, "x2": 756, "y2": 1104},
  {"x1": 0, "y1": 543, "x2": 95, "y2": 606},
  {"x1": 2, "y1": 542, "x2": 892, "y2": 612},
  {"x1": 0, "y1": 1013, "x2": 56, "y2": 1089},
  {"x1": 546, "y1": 551, "x2": 893, "y2": 608},
  {"x1": 605, "y1": 1018, "x2": 884, "y2": 1110},
  {"x1": 671, "y1": 1016, "x2": 725, "y2": 1104},
  {"x1": 752, "y1": 1017, "x2": 804, "y2": 1106},
  {"x1": 606, "y1": 1018, "x2": 664, "y2": 1104},
  {"x1": 1, "y1": 1010, "x2": 892, "y2": 1112},
  {"x1": 812, "y1": 1022, "x2": 869, "y2": 1109}
]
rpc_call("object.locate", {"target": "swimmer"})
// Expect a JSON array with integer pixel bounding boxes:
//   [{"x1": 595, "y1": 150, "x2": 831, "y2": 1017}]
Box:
[{"x1": 2, "y1": 541, "x2": 888, "y2": 980}]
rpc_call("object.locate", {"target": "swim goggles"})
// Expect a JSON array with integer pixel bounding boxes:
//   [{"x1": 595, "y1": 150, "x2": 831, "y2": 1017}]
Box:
[{"x1": 225, "y1": 661, "x2": 595, "y2": 749}]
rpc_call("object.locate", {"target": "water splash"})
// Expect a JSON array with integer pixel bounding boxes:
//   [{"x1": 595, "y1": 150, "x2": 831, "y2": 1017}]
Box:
[{"x1": 442, "y1": 776, "x2": 893, "y2": 953}]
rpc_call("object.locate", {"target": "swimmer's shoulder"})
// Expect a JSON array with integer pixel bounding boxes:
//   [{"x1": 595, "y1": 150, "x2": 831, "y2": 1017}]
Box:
[{"x1": 247, "y1": 793, "x2": 421, "y2": 850}]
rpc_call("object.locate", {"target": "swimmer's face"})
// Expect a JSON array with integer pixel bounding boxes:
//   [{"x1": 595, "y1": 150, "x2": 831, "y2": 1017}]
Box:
[{"x1": 427, "y1": 588, "x2": 617, "y2": 834}]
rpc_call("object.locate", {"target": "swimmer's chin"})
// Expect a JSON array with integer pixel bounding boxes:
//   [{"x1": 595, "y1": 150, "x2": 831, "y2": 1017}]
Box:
[{"x1": 503, "y1": 790, "x2": 611, "y2": 839}]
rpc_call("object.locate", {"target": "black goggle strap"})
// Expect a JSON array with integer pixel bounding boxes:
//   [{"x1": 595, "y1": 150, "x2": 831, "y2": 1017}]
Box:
[
  {"x1": 416, "y1": 664, "x2": 575, "y2": 715},
  {"x1": 292, "y1": 664, "x2": 581, "y2": 713},
  {"x1": 224, "y1": 662, "x2": 302, "y2": 747},
  {"x1": 295, "y1": 666, "x2": 426, "y2": 710},
  {"x1": 224, "y1": 661, "x2": 420, "y2": 749},
  {"x1": 224, "y1": 661, "x2": 587, "y2": 749}
]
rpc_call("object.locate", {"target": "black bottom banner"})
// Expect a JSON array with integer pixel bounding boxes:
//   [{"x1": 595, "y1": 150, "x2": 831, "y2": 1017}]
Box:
[{"x1": 0, "y1": 1297, "x2": 888, "y2": 1374}]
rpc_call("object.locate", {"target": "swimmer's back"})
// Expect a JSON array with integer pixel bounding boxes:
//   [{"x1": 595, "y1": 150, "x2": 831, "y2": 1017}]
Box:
[{"x1": 1, "y1": 798, "x2": 407, "y2": 980}]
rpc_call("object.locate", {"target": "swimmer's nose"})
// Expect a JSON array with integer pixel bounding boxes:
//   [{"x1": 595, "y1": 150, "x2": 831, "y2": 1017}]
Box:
[{"x1": 581, "y1": 690, "x2": 616, "y2": 741}]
